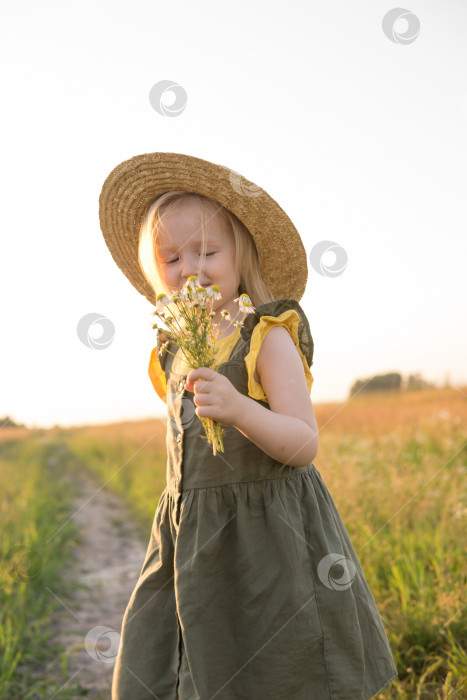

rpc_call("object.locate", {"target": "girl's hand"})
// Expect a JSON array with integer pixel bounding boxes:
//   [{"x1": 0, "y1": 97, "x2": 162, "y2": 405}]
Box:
[{"x1": 185, "y1": 368, "x2": 243, "y2": 427}]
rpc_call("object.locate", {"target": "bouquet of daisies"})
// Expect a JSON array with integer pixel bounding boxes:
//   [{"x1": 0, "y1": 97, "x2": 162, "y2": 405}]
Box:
[{"x1": 152, "y1": 276, "x2": 255, "y2": 455}]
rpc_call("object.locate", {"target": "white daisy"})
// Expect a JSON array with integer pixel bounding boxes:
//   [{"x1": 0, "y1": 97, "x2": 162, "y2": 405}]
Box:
[{"x1": 233, "y1": 294, "x2": 255, "y2": 314}]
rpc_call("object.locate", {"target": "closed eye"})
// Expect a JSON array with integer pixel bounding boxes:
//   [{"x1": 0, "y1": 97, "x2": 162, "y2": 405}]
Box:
[{"x1": 166, "y1": 252, "x2": 216, "y2": 264}]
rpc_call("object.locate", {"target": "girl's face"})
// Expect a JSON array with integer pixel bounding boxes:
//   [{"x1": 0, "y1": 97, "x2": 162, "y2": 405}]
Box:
[{"x1": 155, "y1": 199, "x2": 241, "y2": 325}]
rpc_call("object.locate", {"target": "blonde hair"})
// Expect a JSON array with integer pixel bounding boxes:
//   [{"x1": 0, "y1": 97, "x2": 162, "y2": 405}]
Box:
[{"x1": 138, "y1": 190, "x2": 275, "y2": 307}]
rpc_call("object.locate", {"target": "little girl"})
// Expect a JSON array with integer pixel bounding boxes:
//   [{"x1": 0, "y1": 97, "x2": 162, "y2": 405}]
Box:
[{"x1": 99, "y1": 152, "x2": 399, "y2": 700}]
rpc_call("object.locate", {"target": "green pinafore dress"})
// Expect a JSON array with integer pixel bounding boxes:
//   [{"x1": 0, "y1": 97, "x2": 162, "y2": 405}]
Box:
[{"x1": 111, "y1": 298, "x2": 399, "y2": 700}]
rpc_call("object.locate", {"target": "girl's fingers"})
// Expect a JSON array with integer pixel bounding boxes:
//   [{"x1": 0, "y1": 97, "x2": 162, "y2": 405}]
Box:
[
  {"x1": 186, "y1": 377, "x2": 207, "y2": 393},
  {"x1": 186, "y1": 367, "x2": 215, "y2": 385}
]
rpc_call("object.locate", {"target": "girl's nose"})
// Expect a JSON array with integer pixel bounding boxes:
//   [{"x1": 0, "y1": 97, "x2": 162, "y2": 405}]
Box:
[{"x1": 181, "y1": 253, "x2": 205, "y2": 279}]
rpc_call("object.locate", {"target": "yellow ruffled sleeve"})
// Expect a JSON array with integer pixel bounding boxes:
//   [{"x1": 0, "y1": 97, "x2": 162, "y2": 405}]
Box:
[
  {"x1": 244, "y1": 309, "x2": 314, "y2": 402},
  {"x1": 148, "y1": 346, "x2": 167, "y2": 404}
]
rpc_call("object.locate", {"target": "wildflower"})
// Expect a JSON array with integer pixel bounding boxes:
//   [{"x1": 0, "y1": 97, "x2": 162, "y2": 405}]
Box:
[
  {"x1": 155, "y1": 293, "x2": 171, "y2": 314},
  {"x1": 206, "y1": 285, "x2": 222, "y2": 300},
  {"x1": 234, "y1": 294, "x2": 256, "y2": 315}
]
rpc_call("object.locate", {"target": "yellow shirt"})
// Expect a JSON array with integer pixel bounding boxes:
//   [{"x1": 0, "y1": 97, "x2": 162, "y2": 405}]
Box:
[{"x1": 148, "y1": 310, "x2": 314, "y2": 404}]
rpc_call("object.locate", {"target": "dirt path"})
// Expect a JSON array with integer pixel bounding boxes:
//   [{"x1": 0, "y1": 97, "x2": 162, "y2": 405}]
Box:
[{"x1": 47, "y1": 461, "x2": 149, "y2": 698}]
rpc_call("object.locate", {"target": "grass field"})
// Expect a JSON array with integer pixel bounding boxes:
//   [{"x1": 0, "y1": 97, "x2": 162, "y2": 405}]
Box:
[{"x1": 1, "y1": 386, "x2": 466, "y2": 698}]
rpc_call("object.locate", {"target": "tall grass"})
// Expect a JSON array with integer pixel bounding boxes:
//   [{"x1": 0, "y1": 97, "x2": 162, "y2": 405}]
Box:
[
  {"x1": 310, "y1": 388, "x2": 467, "y2": 698},
  {"x1": 0, "y1": 436, "x2": 84, "y2": 698}
]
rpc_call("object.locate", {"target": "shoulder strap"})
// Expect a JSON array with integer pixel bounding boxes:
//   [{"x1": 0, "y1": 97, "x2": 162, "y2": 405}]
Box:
[{"x1": 239, "y1": 297, "x2": 314, "y2": 367}]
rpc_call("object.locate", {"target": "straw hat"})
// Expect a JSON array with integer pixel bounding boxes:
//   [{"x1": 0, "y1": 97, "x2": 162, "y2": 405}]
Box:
[{"x1": 98, "y1": 152, "x2": 308, "y2": 305}]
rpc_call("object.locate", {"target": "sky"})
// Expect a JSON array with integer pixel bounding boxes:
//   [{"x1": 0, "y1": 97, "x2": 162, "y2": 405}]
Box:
[{"x1": 1, "y1": 0, "x2": 466, "y2": 429}]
